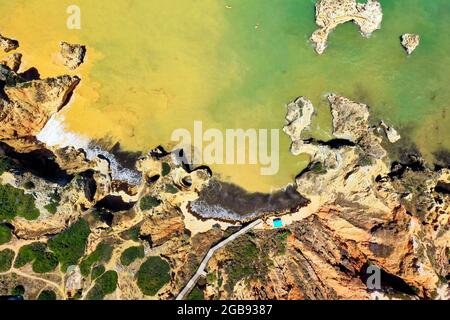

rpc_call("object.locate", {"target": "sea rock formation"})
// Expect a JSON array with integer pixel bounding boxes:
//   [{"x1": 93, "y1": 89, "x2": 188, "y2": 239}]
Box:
[
  {"x1": 0, "y1": 53, "x2": 22, "y2": 72},
  {"x1": 0, "y1": 67, "x2": 80, "y2": 151},
  {"x1": 60, "y1": 41, "x2": 86, "y2": 70},
  {"x1": 283, "y1": 97, "x2": 315, "y2": 156},
  {"x1": 0, "y1": 33, "x2": 19, "y2": 52},
  {"x1": 401, "y1": 34, "x2": 420, "y2": 55},
  {"x1": 380, "y1": 120, "x2": 401, "y2": 143},
  {"x1": 310, "y1": 0, "x2": 383, "y2": 54}
]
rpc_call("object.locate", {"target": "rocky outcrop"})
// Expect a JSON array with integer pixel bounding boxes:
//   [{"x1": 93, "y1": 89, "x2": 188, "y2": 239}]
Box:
[
  {"x1": 60, "y1": 42, "x2": 86, "y2": 70},
  {"x1": 401, "y1": 34, "x2": 420, "y2": 55},
  {"x1": 0, "y1": 69, "x2": 80, "y2": 151},
  {"x1": 283, "y1": 97, "x2": 315, "y2": 156},
  {"x1": 0, "y1": 33, "x2": 19, "y2": 52},
  {"x1": 0, "y1": 53, "x2": 22, "y2": 72},
  {"x1": 380, "y1": 120, "x2": 401, "y2": 143},
  {"x1": 310, "y1": 0, "x2": 383, "y2": 54}
]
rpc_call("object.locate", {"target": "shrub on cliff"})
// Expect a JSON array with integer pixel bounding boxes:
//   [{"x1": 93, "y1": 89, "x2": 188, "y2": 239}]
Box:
[
  {"x1": 0, "y1": 184, "x2": 40, "y2": 221},
  {"x1": 0, "y1": 224, "x2": 12, "y2": 245},
  {"x1": 224, "y1": 236, "x2": 271, "y2": 293},
  {"x1": 48, "y1": 219, "x2": 91, "y2": 271},
  {"x1": 44, "y1": 192, "x2": 61, "y2": 214},
  {"x1": 37, "y1": 290, "x2": 57, "y2": 300},
  {"x1": 120, "y1": 246, "x2": 145, "y2": 266},
  {"x1": 0, "y1": 249, "x2": 15, "y2": 272},
  {"x1": 161, "y1": 162, "x2": 171, "y2": 176},
  {"x1": 0, "y1": 157, "x2": 12, "y2": 176},
  {"x1": 86, "y1": 270, "x2": 118, "y2": 300},
  {"x1": 12, "y1": 285, "x2": 25, "y2": 296},
  {"x1": 136, "y1": 256, "x2": 171, "y2": 296},
  {"x1": 139, "y1": 195, "x2": 161, "y2": 211},
  {"x1": 91, "y1": 265, "x2": 105, "y2": 280},
  {"x1": 79, "y1": 242, "x2": 113, "y2": 277},
  {"x1": 187, "y1": 287, "x2": 205, "y2": 300},
  {"x1": 14, "y1": 242, "x2": 59, "y2": 273}
]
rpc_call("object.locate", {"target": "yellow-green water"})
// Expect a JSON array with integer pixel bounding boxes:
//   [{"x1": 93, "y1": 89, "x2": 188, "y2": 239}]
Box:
[{"x1": 1, "y1": 0, "x2": 449, "y2": 192}]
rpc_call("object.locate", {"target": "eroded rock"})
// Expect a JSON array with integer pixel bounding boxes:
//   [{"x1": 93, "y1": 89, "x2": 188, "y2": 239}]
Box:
[
  {"x1": 283, "y1": 96, "x2": 315, "y2": 156},
  {"x1": 380, "y1": 120, "x2": 401, "y2": 143},
  {"x1": 401, "y1": 34, "x2": 420, "y2": 55},
  {"x1": 0, "y1": 33, "x2": 19, "y2": 52},
  {"x1": 0, "y1": 73, "x2": 80, "y2": 151},
  {"x1": 310, "y1": 0, "x2": 383, "y2": 54},
  {"x1": 0, "y1": 53, "x2": 22, "y2": 72},
  {"x1": 60, "y1": 41, "x2": 86, "y2": 70}
]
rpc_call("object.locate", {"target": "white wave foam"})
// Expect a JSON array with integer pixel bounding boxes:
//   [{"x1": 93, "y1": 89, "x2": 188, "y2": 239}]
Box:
[
  {"x1": 190, "y1": 201, "x2": 260, "y2": 222},
  {"x1": 37, "y1": 115, "x2": 142, "y2": 185}
]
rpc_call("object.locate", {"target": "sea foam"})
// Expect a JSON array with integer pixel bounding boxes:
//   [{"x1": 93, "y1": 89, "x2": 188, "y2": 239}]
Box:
[{"x1": 37, "y1": 115, "x2": 142, "y2": 185}]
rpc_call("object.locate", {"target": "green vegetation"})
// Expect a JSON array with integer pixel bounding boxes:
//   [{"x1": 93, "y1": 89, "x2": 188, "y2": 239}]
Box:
[
  {"x1": 86, "y1": 270, "x2": 118, "y2": 300},
  {"x1": 44, "y1": 192, "x2": 61, "y2": 214},
  {"x1": 0, "y1": 184, "x2": 40, "y2": 221},
  {"x1": 37, "y1": 290, "x2": 57, "y2": 300},
  {"x1": 271, "y1": 230, "x2": 291, "y2": 255},
  {"x1": 206, "y1": 272, "x2": 216, "y2": 284},
  {"x1": 0, "y1": 157, "x2": 12, "y2": 176},
  {"x1": 310, "y1": 162, "x2": 327, "y2": 175},
  {"x1": 120, "y1": 224, "x2": 141, "y2": 241},
  {"x1": 91, "y1": 265, "x2": 105, "y2": 280},
  {"x1": 140, "y1": 196, "x2": 161, "y2": 211},
  {"x1": 164, "y1": 184, "x2": 179, "y2": 194},
  {"x1": 224, "y1": 237, "x2": 271, "y2": 293},
  {"x1": 187, "y1": 287, "x2": 204, "y2": 300},
  {"x1": 14, "y1": 242, "x2": 58, "y2": 273},
  {"x1": 0, "y1": 249, "x2": 14, "y2": 272},
  {"x1": 161, "y1": 162, "x2": 171, "y2": 176},
  {"x1": 120, "y1": 246, "x2": 145, "y2": 266},
  {"x1": 48, "y1": 219, "x2": 91, "y2": 271},
  {"x1": 44, "y1": 203, "x2": 58, "y2": 214},
  {"x1": 0, "y1": 224, "x2": 12, "y2": 245},
  {"x1": 12, "y1": 285, "x2": 25, "y2": 296},
  {"x1": 136, "y1": 256, "x2": 171, "y2": 296},
  {"x1": 79, "y1": 242, "x2": 113, "y2": 277}
]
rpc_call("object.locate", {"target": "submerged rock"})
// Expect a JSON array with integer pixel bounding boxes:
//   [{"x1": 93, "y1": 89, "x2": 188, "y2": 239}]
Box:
[
  {"x1": 0, "y1": 33, "x2": 19, "y2": 52},
  {"x1": 60, "y1": 41, "x2": 86, "y2": 70},
  {"x1": 310, "y1": 0, "x2": 383, "y2": 55},
  {"x1": 401, "y1": 33, "x2": 420, "y2": 55}
]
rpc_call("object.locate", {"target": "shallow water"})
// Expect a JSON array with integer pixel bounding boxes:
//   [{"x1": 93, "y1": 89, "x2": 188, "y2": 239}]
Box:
[{"x1": 1, "y1": 0, "x2": 449, "y2": 192}]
